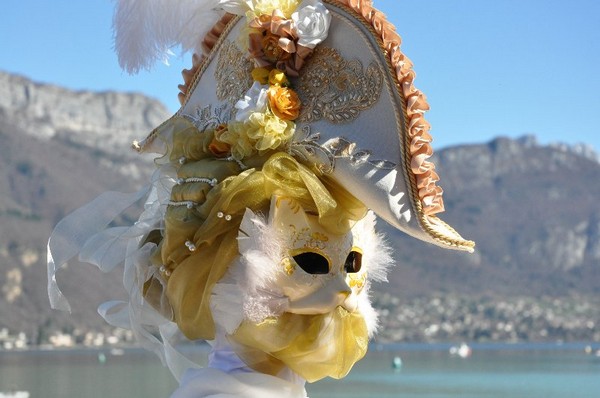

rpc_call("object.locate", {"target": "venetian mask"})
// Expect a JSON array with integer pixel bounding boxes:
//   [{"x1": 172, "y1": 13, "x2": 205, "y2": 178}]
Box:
[
  {"x1": 209, "y1": 195, "x2": 392, "y2": 381},
  {"x1": 269, "y1": 196, "x2": 368, "y2": 315},
  {"x1": 211, "y1": 195, "x2": 391, "y2": 337}
]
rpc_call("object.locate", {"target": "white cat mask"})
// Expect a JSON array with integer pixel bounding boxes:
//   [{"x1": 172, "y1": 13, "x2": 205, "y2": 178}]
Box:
[{"x1": 211, "y1": 196, "x2": 392, "y2": 336}]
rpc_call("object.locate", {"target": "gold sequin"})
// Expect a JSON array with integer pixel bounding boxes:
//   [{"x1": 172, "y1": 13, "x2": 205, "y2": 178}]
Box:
[{"x1": 281, "y1": 257, "x2": 296, "y2": 275}]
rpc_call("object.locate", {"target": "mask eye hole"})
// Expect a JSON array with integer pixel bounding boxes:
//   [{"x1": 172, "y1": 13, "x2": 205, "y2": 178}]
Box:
[
  {"x1": 344, "y1": 251, "x2": 362, "y2": 274},
  {"x1": 292, "y1": 252, "x2": 330, "y2": 274}
]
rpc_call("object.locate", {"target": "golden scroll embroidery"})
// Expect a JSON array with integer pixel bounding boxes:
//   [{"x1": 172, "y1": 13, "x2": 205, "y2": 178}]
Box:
[
  {"x1": 296, "y1": 47, "x2": 383, "y2": 124},
  {"x1": 215, "y1": 41, "x2": 254, "y2": 104}
]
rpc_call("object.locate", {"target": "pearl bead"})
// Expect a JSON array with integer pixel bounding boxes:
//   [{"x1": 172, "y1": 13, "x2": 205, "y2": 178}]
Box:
[{"x1": 185, "y1": 240, "x2": 197, "y2": 252}]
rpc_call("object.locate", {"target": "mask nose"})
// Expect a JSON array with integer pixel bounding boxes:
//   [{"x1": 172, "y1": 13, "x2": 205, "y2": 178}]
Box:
[
  {"x1": 333, "y1": 274, "x2": 358, "y2": 312},
  {"x1": 332, "y1": 273, "x2": 352, "y2": 296},
  {"x1": 286, "y1": 273, "x2": 353, "y2": 314}
]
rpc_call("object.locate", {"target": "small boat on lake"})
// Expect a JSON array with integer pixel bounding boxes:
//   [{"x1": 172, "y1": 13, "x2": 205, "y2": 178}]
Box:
[
  {"x1": 392, "y1": 356, "x2": 402, "y2": 369},
  {"x1": 449, "y1": 343, "x2": 472, "y2": 358}
]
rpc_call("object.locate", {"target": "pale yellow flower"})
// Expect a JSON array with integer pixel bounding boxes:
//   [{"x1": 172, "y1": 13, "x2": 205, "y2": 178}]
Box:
[
  {"x1": 252, "y1": 0, "x2": 300, "y2": 18},
  {"x1": 236, "y1": 23, "x2": 253, "y2": 52},
  {"x1": 220, "y1": 111, "x2": 294, "y2": 160},
  {"x1": 246, "y1": 111, "x2": 295, "y2": 152},
  {"x1": 218, "y1": 121, "x2": 256, "y2": 160}
]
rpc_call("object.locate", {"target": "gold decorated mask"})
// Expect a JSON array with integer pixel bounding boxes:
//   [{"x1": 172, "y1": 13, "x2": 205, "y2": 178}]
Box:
[{"x1": 209, "y1": 195, "x2": 392, "y2": 381}]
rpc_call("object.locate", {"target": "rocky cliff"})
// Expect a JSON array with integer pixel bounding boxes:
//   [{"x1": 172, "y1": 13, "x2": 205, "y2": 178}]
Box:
[
  {"x1": 0, "y1": 71, "x2": 170, "y2": 344},
  {"x1": 0, "y1": 70, "x2": 598, "y2": 345},
  {"x1": 0, "y1": 71, "x2": 169, "y2": 178},
  {"x1": 383, "y1": 135, "x2": 600, "y2": 298},
  {"x1": 0, "y1": 71, "x2": 168, "y2": 149}
]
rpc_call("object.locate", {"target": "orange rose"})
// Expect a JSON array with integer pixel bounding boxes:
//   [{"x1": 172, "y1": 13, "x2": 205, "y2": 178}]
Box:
[
  {"x1": 208, "y1": 124, "x2": 231, "y2": 158},
  {"x1": 267, "y1": 86, "x2": 301, "y2": 121}
]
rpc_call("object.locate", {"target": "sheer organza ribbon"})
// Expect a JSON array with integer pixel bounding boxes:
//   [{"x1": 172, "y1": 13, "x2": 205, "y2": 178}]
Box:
[
  {"x1": 46, "y1": 167, "x2": 204, "y2": 381},
  {"x1": 47, "y1": 186, "x2": 151, "y2": 312}
]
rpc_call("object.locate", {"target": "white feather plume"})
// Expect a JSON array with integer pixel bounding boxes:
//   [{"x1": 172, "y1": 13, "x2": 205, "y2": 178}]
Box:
[
  {"x1": 352, "y1": 211, "x2": 394, "y2": 336},
  {"x1": 357, "y1": 211, "x2": 394, "y2": 284},
  {"x1": 113, "y1": 0, "x2": 224, "y2": 73},
  {"x1": 212, "y1": 208, "x2": 288, "y2": 333},
  {"x1": 237, "y1": 209, "x2": 289, "y2": 322}
]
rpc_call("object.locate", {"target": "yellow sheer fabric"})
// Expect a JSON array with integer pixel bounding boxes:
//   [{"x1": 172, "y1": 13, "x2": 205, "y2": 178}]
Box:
[{"x1": 232, "y1": 307, "x2": 369, "y2": 382}]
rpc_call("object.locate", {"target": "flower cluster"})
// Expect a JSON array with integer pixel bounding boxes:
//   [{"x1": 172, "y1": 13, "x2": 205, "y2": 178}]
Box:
[
  {"x1": 210, "y1": 0, "x2": 331, "y2": 160},
  {"x1": 246, "y1": 0, "x2": 331, "y2": 76}
]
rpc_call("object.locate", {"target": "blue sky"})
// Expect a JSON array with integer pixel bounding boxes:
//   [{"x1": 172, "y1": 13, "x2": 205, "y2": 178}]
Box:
[{"x1": 1, "y1": 0, "x2": 599, "y2": 152}]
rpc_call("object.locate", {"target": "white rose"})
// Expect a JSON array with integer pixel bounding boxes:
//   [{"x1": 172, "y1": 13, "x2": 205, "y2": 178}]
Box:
[
  {"x1": 235, "y1": 82, "x2": 269, "y2": 121},
  {"x1": 292, "y1": 0, "x2": 331, "y2": 49}
]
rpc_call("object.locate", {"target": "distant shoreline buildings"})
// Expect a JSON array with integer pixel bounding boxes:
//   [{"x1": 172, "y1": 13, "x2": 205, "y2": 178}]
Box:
[{"x1": 2, "y1": 294, "x2": 598, "y2": 351}]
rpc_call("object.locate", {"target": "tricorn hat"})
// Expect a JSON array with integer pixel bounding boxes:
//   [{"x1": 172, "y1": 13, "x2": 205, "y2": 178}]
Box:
[{"x1": 119, "y1": 0, "x2": 474, "y2": 252}]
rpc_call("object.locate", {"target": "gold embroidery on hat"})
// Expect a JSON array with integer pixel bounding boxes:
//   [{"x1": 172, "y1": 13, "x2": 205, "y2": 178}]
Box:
[
  {"x1": 215, "y1": 41, "x2": 254, "y2": 104},
  {"x1": 296, "y1": 46, "x2": 383, "y2": 124},
  {"x1": 184, "y1": 103, "x2": 233, "y2": 133},
  {"x1": 323, "y1": 136, "x2": 397, "y2": 170},
  {"x1": 290, "y1": 126, "x2": 397, "y2": 175}
]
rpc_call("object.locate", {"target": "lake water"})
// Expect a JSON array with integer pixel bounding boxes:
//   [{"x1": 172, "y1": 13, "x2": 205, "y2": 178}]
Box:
[{"x1": 1, "y1": 343, "x2": 599, "y2": 397}]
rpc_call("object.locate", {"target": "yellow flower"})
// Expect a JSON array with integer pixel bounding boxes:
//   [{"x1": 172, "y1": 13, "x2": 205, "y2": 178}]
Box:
[
  {"x1": 246, "y1": 111, "x2": 295, "y2": 152},
  {"x1": 252, "y1": 67, "x2": 271, "y2": 84},
  {"x1": 219, "y1": 103, "x2": 296, "y2": 160},
  {"x1": 267, "y1": 85, "x2": 301, "y2": 121},
  {"x1": 218, "y1": 121, "x2": 256, "y2": 160},
  {"x1": 253, "y1": 0, "x2": 300, "y2": 18},
  {"x1": 268, "y1": 69, "x2": 289, "y2": 86},
  {"x1": 236, "y1": 23, "x2": 254, "y2": 51}
]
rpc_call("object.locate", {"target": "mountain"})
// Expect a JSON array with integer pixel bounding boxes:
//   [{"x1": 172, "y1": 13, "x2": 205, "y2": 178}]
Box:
[
  {"x1": 0, "y1": 71, "x2": 170, "y2": 344},
  {"x1": 383, "y1": 135, "x2": 600, "y2": 298},
  {"x1": 0, "y1": 70, "x2": 598, "y2": 345}
]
